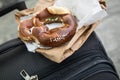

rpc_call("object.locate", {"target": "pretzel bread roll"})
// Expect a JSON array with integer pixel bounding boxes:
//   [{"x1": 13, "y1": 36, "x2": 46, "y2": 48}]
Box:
[
  {"x1": 18, "y1": 6, "x2": 77, "y2": 47},
  {"x1": 32, "y1": 6, "x2": 78, "y2": 47}
]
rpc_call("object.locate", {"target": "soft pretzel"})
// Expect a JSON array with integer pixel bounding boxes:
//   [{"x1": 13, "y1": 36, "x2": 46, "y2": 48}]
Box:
[{"x1": 18, "y1": 6, "x2": 78, "y2": 47}]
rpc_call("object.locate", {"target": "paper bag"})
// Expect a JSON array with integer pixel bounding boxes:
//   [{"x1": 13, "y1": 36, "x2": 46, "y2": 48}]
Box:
[{"x1": 15, "y1": 0, "x2": 106, "y2": 63}]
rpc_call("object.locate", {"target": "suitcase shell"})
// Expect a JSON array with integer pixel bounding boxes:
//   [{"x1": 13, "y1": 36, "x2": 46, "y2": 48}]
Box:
[{"x1": 0, "y1": 32, "x2": 119, "y2": 80}]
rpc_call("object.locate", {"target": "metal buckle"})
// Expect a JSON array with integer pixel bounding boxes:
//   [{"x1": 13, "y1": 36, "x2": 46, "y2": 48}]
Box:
[{"x1": 20, "y1": 70, "x2": 38, "y2": 80}]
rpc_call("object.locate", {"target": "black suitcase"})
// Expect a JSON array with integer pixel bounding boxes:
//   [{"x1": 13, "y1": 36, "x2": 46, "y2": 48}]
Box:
[{"x1": 0, "y1": 32, "x2": 119, "y2": 80}]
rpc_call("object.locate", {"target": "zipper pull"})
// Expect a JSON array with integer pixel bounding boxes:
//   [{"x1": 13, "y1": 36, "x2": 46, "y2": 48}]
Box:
[{"x1": 20, "y1": 70, "x2": 38, "y2": 80}]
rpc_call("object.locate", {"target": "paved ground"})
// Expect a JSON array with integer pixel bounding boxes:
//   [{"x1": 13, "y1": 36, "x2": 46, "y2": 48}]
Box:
[{"x1": 0, "y1": 0, "x2": 120, "y2": 76}]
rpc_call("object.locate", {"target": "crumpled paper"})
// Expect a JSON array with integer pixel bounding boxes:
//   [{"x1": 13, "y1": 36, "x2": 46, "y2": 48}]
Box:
[
  {"x1": 24, "y1": 0, "x2": 107, "y2": 52},
  {"x1": 15, "y1": 0, "x2": 107, "y2": 63}
]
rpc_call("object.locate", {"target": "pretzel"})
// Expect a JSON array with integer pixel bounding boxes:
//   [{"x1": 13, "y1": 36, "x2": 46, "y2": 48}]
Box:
[{"x1": 18, "y1": 6, "x2": 78, "y2": 47}]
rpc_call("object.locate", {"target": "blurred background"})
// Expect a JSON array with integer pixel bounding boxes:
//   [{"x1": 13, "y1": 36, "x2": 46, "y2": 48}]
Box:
[{"x1": 0, "y1": 0, "x2": 120, "y2": 76}]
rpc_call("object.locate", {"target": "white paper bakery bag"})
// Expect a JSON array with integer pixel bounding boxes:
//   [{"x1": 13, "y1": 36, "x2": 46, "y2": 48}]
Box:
[{"x1": 54, "y1": 0, "x2": 107, "y2": 29}]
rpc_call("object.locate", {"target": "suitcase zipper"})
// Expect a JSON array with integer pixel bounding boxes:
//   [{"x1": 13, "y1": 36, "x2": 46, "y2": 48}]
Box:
[
  {"x1": 69, "y1": 57, "x2": 118, "y2": 80},
  {"x1": 20, "y1": 70, "x2": 39, "y2": 80},
  {"x1": 40, "y1": 50, "x2": 106, "y2": 80}
]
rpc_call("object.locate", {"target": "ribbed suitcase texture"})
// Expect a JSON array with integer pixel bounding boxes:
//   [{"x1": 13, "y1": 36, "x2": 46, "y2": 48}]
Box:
[{"x1": 0, "y1": 32, "x2": 119, "y2": 80}]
